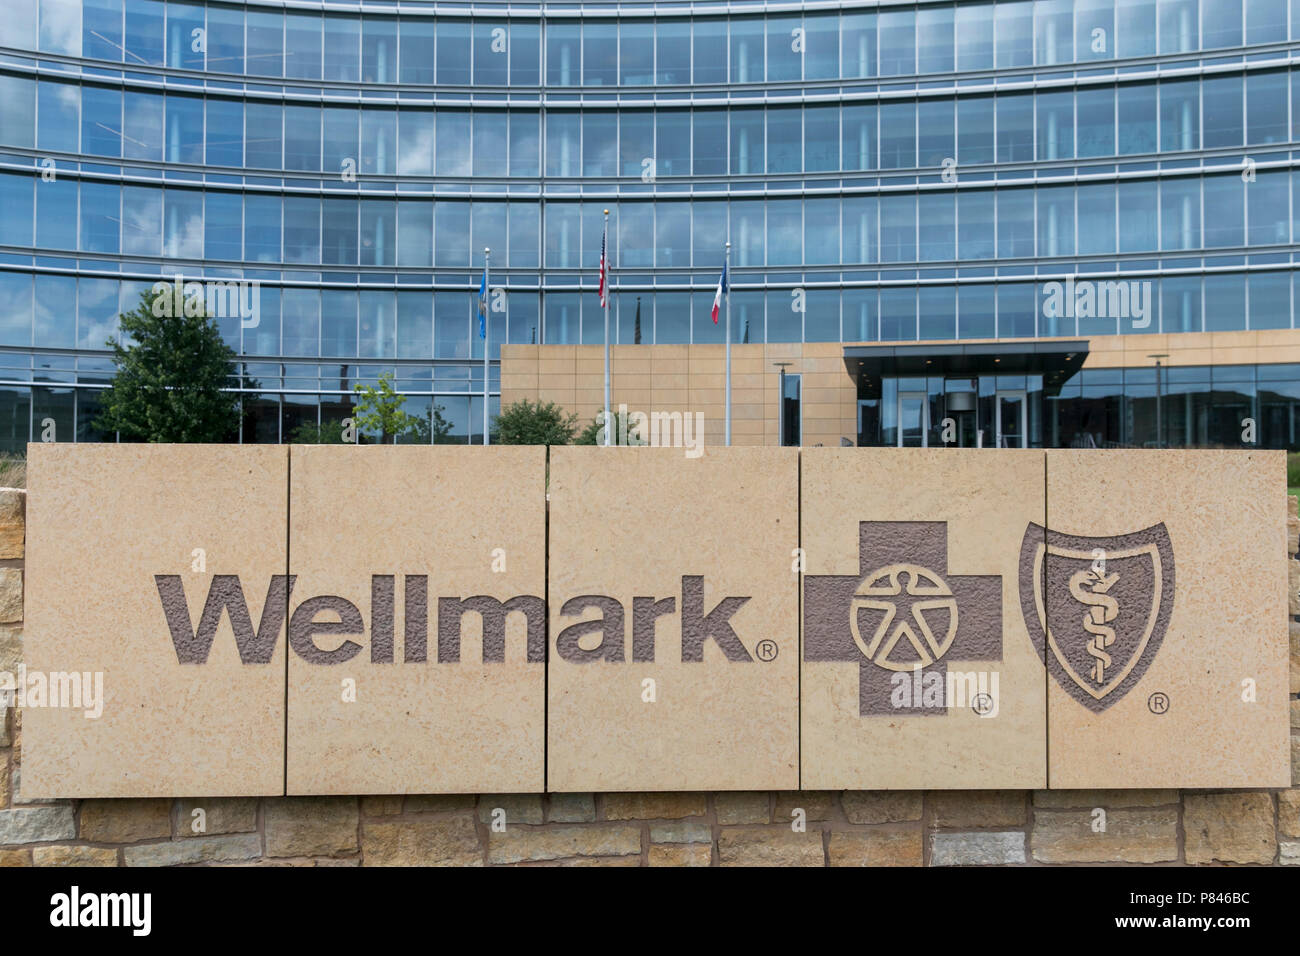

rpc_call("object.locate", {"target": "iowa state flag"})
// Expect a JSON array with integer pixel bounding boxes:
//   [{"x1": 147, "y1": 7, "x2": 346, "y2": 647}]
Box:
[{"x1": 711, "y1": 262, "x2": 727, "y2": 324}]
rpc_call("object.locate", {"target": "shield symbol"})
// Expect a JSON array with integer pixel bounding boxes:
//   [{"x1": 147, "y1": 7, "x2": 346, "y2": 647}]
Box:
[{"x1": 1018, "y1": 523, "x2": 1174, "y2": 713}]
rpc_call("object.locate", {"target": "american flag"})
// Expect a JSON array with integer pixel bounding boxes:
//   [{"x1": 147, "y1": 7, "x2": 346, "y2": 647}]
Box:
[{"x1": 597, "y1": 225, "x2": 608, "y2": 308}]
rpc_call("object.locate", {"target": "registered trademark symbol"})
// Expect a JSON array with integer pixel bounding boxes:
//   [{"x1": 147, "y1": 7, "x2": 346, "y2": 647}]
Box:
[
  {"x1": 1147, "y1": 692, "x2": 1169, "y2": 715},
  {"x1": 755, "y1": 640, "x2": 778, "y2": 662},
  {"x1": 971, "y1": 693, "x2": 994, "y2": 715}
]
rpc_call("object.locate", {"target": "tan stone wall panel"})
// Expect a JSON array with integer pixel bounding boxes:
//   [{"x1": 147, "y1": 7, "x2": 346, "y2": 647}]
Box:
[
  {"x1": 286, "y1": 446, "x2": 546, "y2": 795},
  {"x1": 801, "y1": 448, "x2": 1048, "y2": 790},
  {"x1": 547, "y1": 447, "x2": 799, "y2": 791},
  {"x1": 22, "y1": 444, "x2": 288, "y2": 798},
  {"x1": 1044, "y1": 449, "x2": 1290, "y2": 788}
]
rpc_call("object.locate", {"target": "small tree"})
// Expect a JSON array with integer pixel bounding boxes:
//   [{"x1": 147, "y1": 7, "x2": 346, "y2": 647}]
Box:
[
  {"x1": 95, "y1": 288, "x2": 243, "y2": 442},
  {"x1": 575, "y1": 408, "x2": 644, "y2": 446},
  {"x1": 352, "y1": 372, "x2": 422, "y2": 444},
  {"x1": 496, "y1": 399, "x2": 578, "y2": 445},
  {"x1": 288, "y1": 419, "x2": 350, "y2": 444},
  {"x1": 410, "y1": 402, "x2": 454, "y2": 445}
]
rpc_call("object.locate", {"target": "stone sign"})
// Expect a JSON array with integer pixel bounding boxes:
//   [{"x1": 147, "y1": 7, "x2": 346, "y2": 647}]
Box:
[
  {"x1": 802, "y1": 449, "x2": 1047, "y2": 790},
  {"x1": 14, "y1": 445, "x2": 1290, "y2": 796},
  {"x1": 546, "y1": 446, "x2": 799, "y2": 791}
]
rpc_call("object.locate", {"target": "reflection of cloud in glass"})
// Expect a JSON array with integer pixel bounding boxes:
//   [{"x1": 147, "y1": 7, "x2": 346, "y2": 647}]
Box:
[
  {"x1": 0, "y1": 275, "x2": 31, "y2": 342},
  {"x1": 38, "y1": 0, "x2": 81, "y2": 57},
  {"x1": 163, "y1": 213, "x2": 204, "y2": 259},
  {"x1": 53, "y1": 81, "x2": 79, "y2": 112},
  {"x1": 396, "y1": 126, "x2": 433, "y2": 176}
]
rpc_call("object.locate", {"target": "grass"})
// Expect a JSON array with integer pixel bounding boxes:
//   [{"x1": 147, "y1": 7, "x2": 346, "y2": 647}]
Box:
[{"x1": 0, "y1": 455, "x2": 25, "y2": 489}]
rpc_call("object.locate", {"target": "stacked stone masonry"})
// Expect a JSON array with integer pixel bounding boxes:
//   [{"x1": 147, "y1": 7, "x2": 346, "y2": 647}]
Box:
[{"x1": 1, "y1": 487, "x2": 1297, "y2": 866}]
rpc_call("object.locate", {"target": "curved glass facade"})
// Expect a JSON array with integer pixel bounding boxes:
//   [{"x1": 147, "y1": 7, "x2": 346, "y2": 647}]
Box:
[{"x1": 1, "y1": 0, "x2": 1298, "y2": 446}]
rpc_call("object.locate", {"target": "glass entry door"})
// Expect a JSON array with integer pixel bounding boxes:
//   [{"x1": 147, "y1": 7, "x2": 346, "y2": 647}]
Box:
[
  {"x1": 996, "y1": 390, "x2": 1027, "y2": 448},
  {"x1": 897, "y1": 391, "x2": 929, "y2": 447}
]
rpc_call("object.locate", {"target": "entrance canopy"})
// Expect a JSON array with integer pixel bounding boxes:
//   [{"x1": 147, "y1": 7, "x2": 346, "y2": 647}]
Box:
[{"x1": 844, "y1": 340, "x2": 1089, "y2": 396}]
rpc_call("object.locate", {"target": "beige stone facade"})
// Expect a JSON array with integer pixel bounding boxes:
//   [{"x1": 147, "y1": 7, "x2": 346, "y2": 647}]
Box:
[{"x1": 500, "y1": 330, "x2": 1300, "y2": 446}]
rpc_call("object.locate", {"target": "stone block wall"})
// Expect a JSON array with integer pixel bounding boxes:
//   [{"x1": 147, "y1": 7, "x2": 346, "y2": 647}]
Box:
[{"x1": 1, "y1": 486, "x2": 1297, "y2": 866}]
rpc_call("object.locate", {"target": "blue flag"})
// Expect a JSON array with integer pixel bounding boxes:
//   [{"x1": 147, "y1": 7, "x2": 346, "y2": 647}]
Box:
[{"x1": 477, "y1": 269, "x2": 488, "y2": 339}]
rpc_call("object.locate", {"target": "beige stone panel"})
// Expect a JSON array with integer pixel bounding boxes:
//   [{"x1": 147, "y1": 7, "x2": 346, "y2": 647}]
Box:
[
  {"x1": 618, "y1": 398, "x2": 656, "y2": 419},
  {"x1": 688, "y1": 352, "x2": 725, "y2": 367},
  {"x1": 650, "y1": 345, "x2": 690, "y2": 359},
  {"x1": 732, "y1": 404, "x2": 768, "y2": 422},
  {"x1": 801, "y1": 448, "x2": 1047, "y2": 790},
  {"x1": 498, "y1": 380, "x2": 538, "y2": 398},
  {"x1": 1207, "y1": 331, "x2": 1258, "y2": 349},
  {"x1": 1255, "y1": 344, "x2": 1300, "y2": 364},
  {"x1": 1160, "y1": 332, "x2": 1215, "y2": 351},
  {"x1": 1045, "y1": 450, "x2": 1290, "y2": 788},
  {"x1": 803, "y1": 388, "x2": 843, "y2": 406},
  {"x1": 649, "y1": 391, "x2": 690, "y2": 409},
  {"x1": 537, "y1": 370, "x2": 578, "y2": 387},
  {"x1": 547, "y1": 447, "x2": 799, "y2": 791},
  {"x1": 690, "y1": 374, "x2": 726, "y2": 390},
  {"x1": 689, "y1": 391, "x2": 725, "y2": 410},
  {"x1": 536, "y1": 394, "x2": 577, "y2": 412},
  {"x1": 803, "y1": 426, "x2": 847, "y2": 449},
  {"x1": 803, "y1": 357, "x2": 854, "y2": 375},
  {"x1": 802, "y1": 342, "x2": 842, "y2": 358},
  {"x1": 1212, "y1": 347, "x2": 1259, "y2": 367},
  {"x1": 1251, "y1": 330, "x2": 1300, "y2": 347},
  {"x1": 287, "y1": 446, "x2": 545, "y2": 794},
  {"x1": 650, "y1": 375, "x2": 690, "y2": 392},
  {"x1": 802, "y1": 403, "x2": 842, "y2": 422},
  {"x1": 573, "y1": 407, "x2": 603, "y2": 429},
  {"x1": 1120, "y1": 334, "x2": 1169, "y2": 351},
  {"x1": 536, "y1": 381, "x2": 576, "y2": 397},
  {"x1": 537, "y1": 359, "x2": 578, "y2": 377},
  {"x1": 500, "y1": 394, "x2": 541, "y2": 410},
  {"x1": 23, "y1": 444, "x2": 287, "y2": 798},
  {"x1": 1160, "y1": 349, "x2": 1216, "y2": 367}
]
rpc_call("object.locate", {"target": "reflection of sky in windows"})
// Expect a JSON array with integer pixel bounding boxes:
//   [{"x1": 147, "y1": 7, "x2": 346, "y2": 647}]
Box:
[{"x1": 0, "y1": 0, "x2": 1294, "y2": 370}]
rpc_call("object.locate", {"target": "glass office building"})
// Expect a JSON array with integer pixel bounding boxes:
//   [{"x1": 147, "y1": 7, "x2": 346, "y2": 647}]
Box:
[{"x1": 1, "y1": 0, "x2": 1299, "y2": 448}]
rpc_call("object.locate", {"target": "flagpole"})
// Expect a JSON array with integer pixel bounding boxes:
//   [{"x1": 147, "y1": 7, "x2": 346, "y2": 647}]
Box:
[
  {"x1": 603, "y1": 209, "x2": 611, "y2": 447},
  {"x1": 724, "y1": 240, "x2": 732, "y2": 447},
  {"x1": 483, "y1": 246, "x2": 490, "y2": 446}
]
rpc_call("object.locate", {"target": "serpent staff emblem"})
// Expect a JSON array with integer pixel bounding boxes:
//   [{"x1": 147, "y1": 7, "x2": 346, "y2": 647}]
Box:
[
  {"x1": 1018, "y1": 523, "x2": 1174, "y2": 713},
  {"x1": 1069, "y1": 566, "x2": 1119, "y2": 685}
]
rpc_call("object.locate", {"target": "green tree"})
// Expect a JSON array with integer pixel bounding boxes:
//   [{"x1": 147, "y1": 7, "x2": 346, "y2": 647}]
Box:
[
  {"x1": 575, "y1": 408, "x2": 644, "y2": 445},
  {"x1": 288, "y1": 418, "x2": 350, "y2": 444},
  {"x1": 95, "y1": 288, "x2": 243, "y2": 442},
  {"x1": 410, "y1": 402, "x2": 454, "y2": 445},
  {"x1": 352, "y1": 372, "x2": 424, "y2": 444},
  {"x1": 495, "y1": 399, "x2": 578, "y2": 445}
]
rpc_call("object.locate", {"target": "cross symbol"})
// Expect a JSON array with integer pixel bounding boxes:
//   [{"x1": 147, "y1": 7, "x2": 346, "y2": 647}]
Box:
[{"x1": 805, "y1": 522, "x2": 1002, "y2": 716}]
